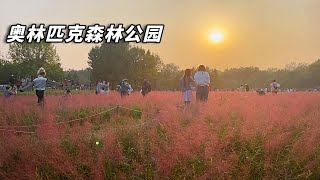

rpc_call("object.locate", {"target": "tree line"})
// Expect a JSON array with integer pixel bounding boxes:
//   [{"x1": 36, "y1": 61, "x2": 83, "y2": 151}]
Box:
[
  {"x1": 1, "y1": 41, "x2": 319, "y2": 90},
  {"x1": 0, "y1": 42, "x2": 63, "y2": 83}
]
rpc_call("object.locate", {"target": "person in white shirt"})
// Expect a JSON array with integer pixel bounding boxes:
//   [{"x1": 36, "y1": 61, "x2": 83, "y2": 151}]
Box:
[
  {"x1": 19, "y1": 67, "x2": 47, "y2": 104},
  {"x1": 20, "y1": 67, "x2": 62, "y2": 104},
  {"x1": 96, "y1": 81, "x2": 103, "y2": 94},
  {"x1": 127, "y1": 83, "x2": 133, "y2": 94},
  {"x1": 194, "y1": 65, "x2": 210, "y2": 102},
  {"x1": 102, "y1": 80, "x2": 110, "y2": 94}
]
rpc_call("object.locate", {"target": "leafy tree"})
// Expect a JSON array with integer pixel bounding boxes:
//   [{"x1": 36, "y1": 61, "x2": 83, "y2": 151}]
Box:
[
  {"x1": 127, "y1": 47, "x2": 162, "y2": 87},
  {"x1": 88, "y1": 42, "x2": 131, "y2": 88},
  {"x1": 156, "y1": 63, "x2": 182, "y2": 90},
  {"x1": 306, "y1": 59, "x2": 320, "y2": 87},
  {"x1": 88, "y1": 42, "x2": 163, "y2": 89},
  {"x1": 8, "y1": 42, "x2": 63, "y2": 81},
  {"x1": 0, "y1": 59, "x2": 14, "y2": 84},
  {"x1": 64, "y1": 69, "x2": 91, "y2": 86},
  {"x1": 209, "y1": 69, "x2": 222, "y2": 89}
]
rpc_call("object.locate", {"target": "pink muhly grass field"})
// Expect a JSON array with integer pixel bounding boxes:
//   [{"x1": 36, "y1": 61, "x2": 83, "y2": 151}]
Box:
[{"x1": 1, "y1": 91, "x2": 320, "y2": 179}]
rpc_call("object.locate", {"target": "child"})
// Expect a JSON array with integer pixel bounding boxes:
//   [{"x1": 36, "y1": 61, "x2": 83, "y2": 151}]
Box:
[
  {"x1": 63, "y1": 89, "x2": 72, "y2": 97},
  {"x1": 180, "y1": 69, "x2": 195, "y2": 105}
]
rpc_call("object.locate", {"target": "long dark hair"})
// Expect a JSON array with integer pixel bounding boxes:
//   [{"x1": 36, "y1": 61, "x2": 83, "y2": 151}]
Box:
[{"x1": 183, "y1": 69, "x2": 192, "y2": 87}]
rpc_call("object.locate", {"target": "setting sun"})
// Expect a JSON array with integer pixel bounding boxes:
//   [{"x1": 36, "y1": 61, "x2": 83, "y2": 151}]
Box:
[{"x1": 210, "y1": 31, "x2": 224, "y2": 43}]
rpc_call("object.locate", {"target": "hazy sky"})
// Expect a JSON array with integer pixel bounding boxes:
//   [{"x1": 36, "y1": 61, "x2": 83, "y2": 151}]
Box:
[{"x1": 1, "y1": 0, "x2": 320, "y2": 70}]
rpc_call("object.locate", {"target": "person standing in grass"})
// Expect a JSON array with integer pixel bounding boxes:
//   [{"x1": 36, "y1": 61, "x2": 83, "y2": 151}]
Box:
[
  {"x1": 118, "y1": 79, "x2": 130, "y2": 97},
  {"x1": 96, "y1": 80, "x2": 103, "y2": 94},
  {"x1": 64, "y1": 78, "x2": 69, "y2": 90},
  {"x1": 32, "y1": 67, "x2": 47, "y2": 104},
  {"x1": 141, "y1": 79, "x2": 152, "y2": 97},
  {"x1": 9, "y1": 74, "x2": 15, "y2": 88},
  {"x1": 20, "y1": 67, "x2": 61, "y2": 104},
  {"x1": 194, "y1": 65, "x2": 210, "y2": 102},
  {"x1": 180, "y1": 69, "x2": 195, "y2": 105},
  {"x1": 239, "y1": 84, "x2": 244, "y2": 92},
  {"x1": 103, "y1": 80, "x2": 110, "y2": 94},
  {"x1": 270, "y1": 80, "x2": 280, "y2": 94},
  {"x1": 245, "y1": 84, "x2": 250, "y2": 92}
]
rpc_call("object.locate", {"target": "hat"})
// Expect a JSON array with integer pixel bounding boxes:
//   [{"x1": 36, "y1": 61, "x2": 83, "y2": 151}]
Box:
[
  {"x1": 37, "y1": 67, "x2": 46, "y2": 75},
  {"x1": 122, "y1": 78, "x2": 128, "y2": 81}
]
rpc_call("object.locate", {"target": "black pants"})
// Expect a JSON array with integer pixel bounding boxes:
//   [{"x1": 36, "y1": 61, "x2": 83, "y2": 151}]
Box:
[
  {"x1": 120, "y1": 91, "x2": 128, "y2": 97},
  {"x1": 36, "y1": 90, "x2": 44, "y2": 104},
  {"x1": 141, "y1": 89, "x2": 149, "y2": 96},
  {"x1": 196, "y1": 86, "x2": 209, "y2": 102}
]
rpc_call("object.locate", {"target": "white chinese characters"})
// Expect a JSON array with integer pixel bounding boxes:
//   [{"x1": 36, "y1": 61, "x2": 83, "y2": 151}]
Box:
[
  {"x1": 46, "y1": 25, "x2": 66, "y2": 43},
  {"x1": 6, "y1": 24, "x2": 164, "y2": 43},
  {"x1": 6, "y1": 24, "x2": 27, "y2": 43},
  {"x1": 143, "y1": 25, "x2": 164, "y2": 43}
]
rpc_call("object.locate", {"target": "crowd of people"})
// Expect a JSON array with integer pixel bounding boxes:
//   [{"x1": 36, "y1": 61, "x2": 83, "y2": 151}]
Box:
[
  {"x1": 3, "y1": 65, "x2": 286, "y2": 105},
  {"x1": 94, "y1": 77, "x2": 152, "y2": 98},
  {"x1": 7, "y1": 67, "x2": 152, "y2": 104}
]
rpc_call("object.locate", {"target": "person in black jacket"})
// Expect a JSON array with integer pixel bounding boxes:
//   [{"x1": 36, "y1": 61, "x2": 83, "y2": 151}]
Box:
[{"x1": 141, "y1": 79, "x2": 151, "y2": 97}]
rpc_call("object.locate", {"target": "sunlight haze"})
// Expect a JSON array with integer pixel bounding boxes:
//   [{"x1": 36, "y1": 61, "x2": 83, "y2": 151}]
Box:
[{"x1": 1, "y1": 0, "x2": 319, "y2": 70}]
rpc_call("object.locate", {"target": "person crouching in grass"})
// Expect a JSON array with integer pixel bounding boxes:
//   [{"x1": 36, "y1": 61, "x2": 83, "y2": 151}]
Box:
[
  {"x1": 180, "y1": 69, "x2": 195, "y2": 106},
  {"x1": 63, "y1": 89, "x2": 72, "y2": 98},
  {"x1": 3, "y1": 86, "x2": 16, "y2": 98}
]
